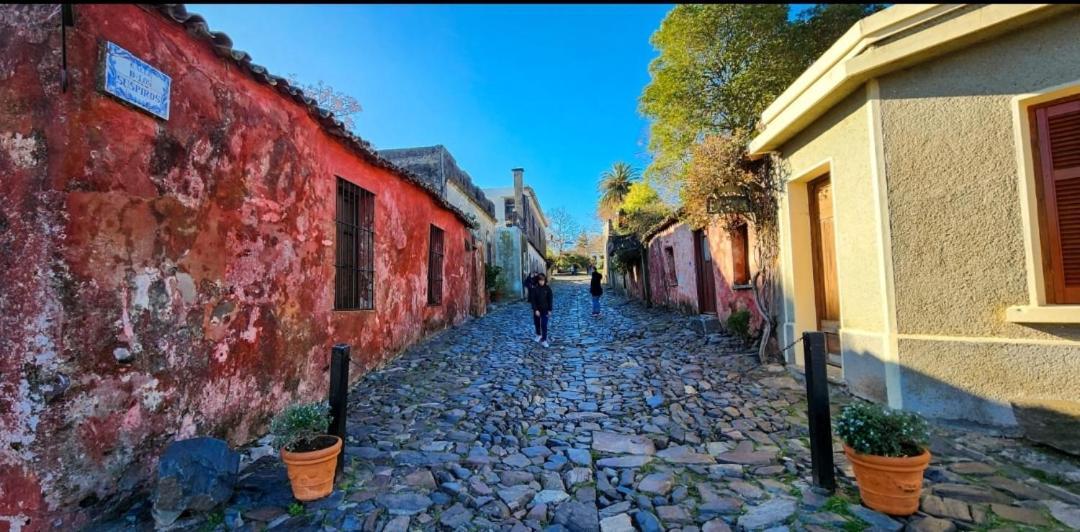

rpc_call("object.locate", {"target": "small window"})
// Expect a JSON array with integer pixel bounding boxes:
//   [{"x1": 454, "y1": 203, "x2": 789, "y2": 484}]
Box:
[
  {"x1": 1033, "y1": 95, "x2": 1080, "y2": 303},
  {"x1": 428, "y1": 225, "x2": 445, "y2": 305},
  {"x1": 664, "y1": 246, "x2": 678, "y2": 286},
  {"x1": 335, "y1": 178, "x2": 375, "y2": 310},
  {"x1": 731, "y1": 222, "x2": 750, "y2": 285}
]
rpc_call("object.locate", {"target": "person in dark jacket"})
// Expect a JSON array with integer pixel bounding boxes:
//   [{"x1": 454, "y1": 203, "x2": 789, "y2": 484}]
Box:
[
  {"x1": 590, "y1": 271, "x2": 603, "y2": 316},
  {"x1": 529, "y1": 273, "x2": 554, "y2": 347}
]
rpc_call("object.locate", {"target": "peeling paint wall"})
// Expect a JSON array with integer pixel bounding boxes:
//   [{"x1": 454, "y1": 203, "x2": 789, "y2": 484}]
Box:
[
  {"x1": 642, "y1": 221, "x2": 762, "y2": 332},
  {"x1": 0, "y1": 5, "x2": 475, "y2": 529}
]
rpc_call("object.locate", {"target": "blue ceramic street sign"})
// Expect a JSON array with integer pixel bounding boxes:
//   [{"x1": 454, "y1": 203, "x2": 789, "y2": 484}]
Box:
[{"x1": 102, "y1": 41, "x2": 171, "y2": 120}]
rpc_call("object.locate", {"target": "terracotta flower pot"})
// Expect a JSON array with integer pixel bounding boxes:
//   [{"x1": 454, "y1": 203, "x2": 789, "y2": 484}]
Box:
[
  {"x1": 844, "y1": 444, "x2": 931, "y2": 516},
  {"x1": 280, "y1": 435, "x2": 342, "y2": 501}
]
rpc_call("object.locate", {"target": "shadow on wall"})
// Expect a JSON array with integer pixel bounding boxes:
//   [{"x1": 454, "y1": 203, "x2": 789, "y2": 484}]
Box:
[{"x1": 796, "y1": 344, "x2": 1080, "y2": 456}]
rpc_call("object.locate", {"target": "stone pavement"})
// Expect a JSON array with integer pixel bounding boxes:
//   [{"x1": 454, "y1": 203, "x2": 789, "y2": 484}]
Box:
[{"x1": 97, "y1": 277, "x2": 1080, "y2": 531}]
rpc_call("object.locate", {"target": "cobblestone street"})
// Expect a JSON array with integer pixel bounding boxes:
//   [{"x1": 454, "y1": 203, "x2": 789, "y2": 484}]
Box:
[{"x1": 104, "y1": 278, "x2": 1080, "y2": 531}]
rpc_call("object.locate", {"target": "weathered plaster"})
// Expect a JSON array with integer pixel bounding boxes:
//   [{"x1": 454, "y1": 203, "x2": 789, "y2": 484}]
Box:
[
  {"x1": 0, "y1": 5, "x2": 477, "y2": 529},
  {"x1": 643, "y1": 221, "x2": 762, "y2": 334}
]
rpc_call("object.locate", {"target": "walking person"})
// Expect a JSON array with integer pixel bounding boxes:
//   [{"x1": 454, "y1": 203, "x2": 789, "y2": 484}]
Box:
[
  {"x1": 590, "y1": 270, "x2": 603, "y2": 316},
  {"x1": 529, "y1": 273, "x2": 554, "y2": 347}
]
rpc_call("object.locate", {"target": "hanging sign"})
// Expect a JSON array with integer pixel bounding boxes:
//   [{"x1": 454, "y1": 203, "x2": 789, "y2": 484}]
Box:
[{"x1": 102, "y1": 41, "x2": 171, "y2": 120}]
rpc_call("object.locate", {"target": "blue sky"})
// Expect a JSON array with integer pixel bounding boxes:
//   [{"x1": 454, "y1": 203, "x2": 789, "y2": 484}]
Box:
[{"x1": 188, "y1": 4, "x2": 814, "y2": 234}]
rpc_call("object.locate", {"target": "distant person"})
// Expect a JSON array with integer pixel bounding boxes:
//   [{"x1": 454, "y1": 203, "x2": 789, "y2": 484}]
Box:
[
  {"x1": 590, "y1": 270, "x2": 603, "y2": 316},
  {"x1": 529, "y1": 273, "x2": 554, "y2": 347},
  {"x1": 571, "y1": 264, "x2": 578, "y2": 275},
  {"x1": 523, "y1": 272, "x2": 536, "y2": 299}
]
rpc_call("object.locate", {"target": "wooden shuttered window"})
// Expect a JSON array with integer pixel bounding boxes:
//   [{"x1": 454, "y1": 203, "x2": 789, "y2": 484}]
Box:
[
  {"x1": 1034, "y1": 96, "x2": 1080, "y2": 303},
  {"x1": 428, "y1": 225, "x2": 445, "y2": 305},
  {"x1": 731, "y1": 222, "x2": 751, "y2": 285},
  {"x1": 335, "y1": 178, "x2": 375, "y2": 310}
]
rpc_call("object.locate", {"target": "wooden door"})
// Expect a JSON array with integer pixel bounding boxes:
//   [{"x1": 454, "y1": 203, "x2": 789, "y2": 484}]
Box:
[
  {"x1": 693, "y1": 229, "x2": 717, "y2": 314},
  {"x1": 809, "y1": 176, "x2": 841, "y2": 355}
]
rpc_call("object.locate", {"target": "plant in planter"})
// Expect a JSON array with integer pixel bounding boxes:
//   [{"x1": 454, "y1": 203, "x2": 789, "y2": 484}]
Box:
[
  {"x1": 270, "y1": 401, "x2": 341, "y2": 501},
  {"x1": 834, "y1": 401, "x2": 931, "y2": 516}
]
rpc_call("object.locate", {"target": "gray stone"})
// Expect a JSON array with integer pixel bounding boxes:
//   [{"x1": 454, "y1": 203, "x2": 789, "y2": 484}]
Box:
[
  {"x1": 383, "y1": 516, "x2": 411, "y2": 532},
  {"x1": 377, "y1": 492, "x2": 433, "y2": 516},
  {"x1": 989, "y1": 503, "x2": 1051, "y2": 527},
  {"x1": 498, "y1": 485, "x2": 536, "y2": 511},
  {"x1": 152, "y1": 437, "x2": 240, "y2": 527},
  {"x1": 657, "y1": 445, "x2": 716, "y2": 464},
  {"x1": 656, "y1": 505, "x2": 692, "y2": 524},
  {"x1": 737, "y1": 498, "x2": 797, "y2": 530},
  {"x1": 1045, "y1": 500, "x2": 1080, "y2": 530},
  {"x1": 592, "y1": 432, "x2": 655, "y2": 455},
  {"x1": 533, "y1": 490, "x2": 571, "y2": 506},
  {"x1": 847, "y1": 504, "x2": 903, "y2": 532},
  {"x1": 634, "y1": 511, "x2": 663, "y2": 532},
  {"x1": 554, "y1": 501, "x2": 600, "y2": 532},
  {"x1": 567, "y1": 448, "x2": 593, "y2": 467},
  {"x1": 906, "y1": 516, "x2": 957, "y2": 532},
  {"x1": 702, "y1": 518, "x2": 732, "y2": 532},
  {"x1": 501, "y1": 470, "x2": 536, "y2": 486},
  {"x1": 504, "y1": 453, "x2": 532, "y2": 468},
  {"x1": 439, "y1": 503, "x2": 474, "y2": 528},
  {"x1": 930, "y1": 483, "x2": 1011, "y2": 504},
  {"x1": 920, "y1": 495, "x2": 971, "y2": 522},
  {"x1": 637, "y1": 472, "x2": 675, "y2": 496},
  {"x1": 599, "y1": 512, "x2": 634, "y2": 532},
  {"x1": 595, "y1": 455, "x2": 652, "y2": 468},
  {"x1": 565, "y1": 467, "x2": 593, "y2": 487},
  {"x1": 947, "y1": 462, "x2": 996, "y2": 476},
  {"x1": 404, "y1": 470, "x2": 436, "y2": 490}
]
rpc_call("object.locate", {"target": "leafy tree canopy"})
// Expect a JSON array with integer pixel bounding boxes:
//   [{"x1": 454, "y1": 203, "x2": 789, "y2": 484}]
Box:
[{"x1": 640, "y1": 4, "x2": 886, "y2": 184}]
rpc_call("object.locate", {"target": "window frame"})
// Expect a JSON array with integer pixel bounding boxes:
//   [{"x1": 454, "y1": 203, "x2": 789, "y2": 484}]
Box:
[
  {"x1": 334, "y1": 177, "x2": 375, "y2": 311},
  {"x1": 663, "y1": 246, "x2": 678, "y2": 286},
  {"x1": 731, "y1": 221, "x2": 751, "y2": 287},
  {"x1": 1007, "y1": 80, "x2": 1080, "y2": 323},
  {"x1": 428, "y1": 224, "x2": 445, "y2": 306}
]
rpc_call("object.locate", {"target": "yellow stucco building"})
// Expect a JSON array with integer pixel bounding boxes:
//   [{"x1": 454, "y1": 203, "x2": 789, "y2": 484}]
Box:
[{"x1": 749, "y1": 4, "x2": 1080, "y2": 451}]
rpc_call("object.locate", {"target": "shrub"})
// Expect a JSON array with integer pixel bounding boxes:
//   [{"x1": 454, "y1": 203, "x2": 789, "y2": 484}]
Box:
[
  {"x1": 270, "y1": 401, "x2": 330, "y2": 452},
  {"x1": 726, "y1": 309, "x2": 752, "y2": 343},
  {"x1": 834, "y1": 401, "x2": 929, "y2": 458},
  {"x1": 485, "y1": 264, "x2": 502, "y2": 291}
]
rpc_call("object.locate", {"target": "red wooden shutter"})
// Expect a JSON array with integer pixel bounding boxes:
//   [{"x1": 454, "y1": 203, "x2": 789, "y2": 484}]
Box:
[{"x1": 1035, "y1": 96, "x2": 1080, "y2": 303}]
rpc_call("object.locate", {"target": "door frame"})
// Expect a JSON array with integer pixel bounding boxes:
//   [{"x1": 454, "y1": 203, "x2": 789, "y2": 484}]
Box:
[
  {"x1": 693, "y1": 228, "x2": 717, "y2": 314},
  {"x1": 807, "y1": 174, "x2": 842, "y2": 356}
]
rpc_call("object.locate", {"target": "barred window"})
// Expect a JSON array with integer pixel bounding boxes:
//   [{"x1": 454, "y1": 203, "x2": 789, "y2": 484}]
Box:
[
  {"x1": 335, "y1": 178, "x2": 375, "y2": 310},
  {"x1": 428, "y1": 225, "x2": 444, "y2": 305}
]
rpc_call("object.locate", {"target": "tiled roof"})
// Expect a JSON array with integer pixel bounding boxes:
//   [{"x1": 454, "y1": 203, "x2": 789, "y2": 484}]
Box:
[{"x1": 146, "y1": 4, "x2": 476, "y2": 228}]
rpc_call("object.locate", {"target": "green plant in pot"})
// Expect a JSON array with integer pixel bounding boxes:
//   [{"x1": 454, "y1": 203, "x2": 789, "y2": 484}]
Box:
[
  {"x1": 834, "y1": 401, "x2": 931, "y2": 516},
  {"x1": 270, "y1": 401, "x2": 341, "y2": 501}
]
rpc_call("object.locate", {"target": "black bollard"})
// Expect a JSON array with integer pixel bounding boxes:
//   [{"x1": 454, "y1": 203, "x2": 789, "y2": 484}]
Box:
[
  {"x1": 329, "y1": 344, "x2": 350, "y2": 476},
  {"x1": 803, "y1": 331, "x2": 836, "y2": 493}
]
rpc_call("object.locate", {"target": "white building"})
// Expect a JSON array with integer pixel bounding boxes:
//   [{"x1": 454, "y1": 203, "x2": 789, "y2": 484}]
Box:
[{"x1": 484, "y1": 169, "x2": 550, "y2": 298}]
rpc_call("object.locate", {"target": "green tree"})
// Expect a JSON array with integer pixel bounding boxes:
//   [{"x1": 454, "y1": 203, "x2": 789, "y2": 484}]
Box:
[
  {"x1": 598, "y1": 162, "x2": 640, "y2": 219},
  {"x1": 640, "y1": 4, "x2": 885, "y2": 184},
  {"x1": 618, "y1": 182, "x2": 671, "y2": 238}
]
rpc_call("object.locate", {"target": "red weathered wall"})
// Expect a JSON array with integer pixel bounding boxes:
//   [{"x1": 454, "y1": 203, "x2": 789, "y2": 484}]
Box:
[
  {"x1": 0, "y1": 5, "x2": 474, "y2": 530},
  {"x1": 642, "y1": 221, "x2": 763, "y2": 332}
]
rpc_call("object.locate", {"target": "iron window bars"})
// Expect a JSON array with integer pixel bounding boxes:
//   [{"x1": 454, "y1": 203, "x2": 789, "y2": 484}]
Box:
[
  {"x1": 335, "y1": 177, "x2": 375, "y2": 310},
  {"x1": 428, "y1": 225, "x2": 445, "y2": 305}
]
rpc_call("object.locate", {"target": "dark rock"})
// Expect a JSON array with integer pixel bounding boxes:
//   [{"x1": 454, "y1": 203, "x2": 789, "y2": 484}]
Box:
[
  {"x1": 152, "y1": 437, "x2": 240, "y2": 527},
  {"x1": 633, "y1": 510, "x2": 662, "y2": 532},
  {"x1": 554, "y1": 501, "x2": 599, "y2": 532},
  {"x1": 376, "y1": 492, "x2": 433, "y2": 516}
]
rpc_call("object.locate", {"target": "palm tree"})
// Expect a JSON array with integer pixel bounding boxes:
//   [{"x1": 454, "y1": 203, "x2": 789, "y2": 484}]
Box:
[{"x1": 598, "y1": 162, "x2": 639, "y2": 216}]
